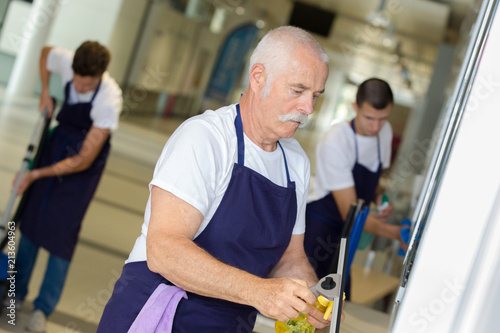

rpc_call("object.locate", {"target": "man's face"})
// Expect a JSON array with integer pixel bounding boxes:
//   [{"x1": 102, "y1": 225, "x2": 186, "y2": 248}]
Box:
[
  {"x1": 256, "y1": 46, "x2": 329, "y2": 141},
  {"x1": 353, "y1": 101, "x2": 392, "y2": 136},
  {"x1": 72, "y1": 74, "x2": 101, "y2": 94}
]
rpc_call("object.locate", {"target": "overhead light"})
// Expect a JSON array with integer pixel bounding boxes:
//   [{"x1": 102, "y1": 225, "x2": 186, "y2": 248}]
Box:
[
  {"x1": 366, "y1": 0, "x2": 390, "y2": 28},
  {"x1": 381, "y1": 22, "x2": 397, "y2": 48},
  {"x1": 210, "y1": 7, "x2": 226, "y2": 33},
  {"x1": 382, "y1": 35, "x2": 395, "y2": 47},
  {"x1": 366, "y1": 11, "x2": 390, "y2": 27},
  {"x1": 390, "y1": 54, "x2": 400, "y2": 63},
  {"x1": 235, "y1": 6, "x2": 245, "y2": 15}
]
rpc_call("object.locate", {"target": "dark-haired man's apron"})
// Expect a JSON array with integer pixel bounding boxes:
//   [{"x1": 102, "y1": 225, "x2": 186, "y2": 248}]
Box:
[
  {"x1": 20, "y1": 81, "x2": 110, "y2": 261},
  {"x1": 304, "y1": 120, "x2": 382, "y2": 295},
  {"x1": 98, "y1": 104, "x2": 297, "y2": 332}
]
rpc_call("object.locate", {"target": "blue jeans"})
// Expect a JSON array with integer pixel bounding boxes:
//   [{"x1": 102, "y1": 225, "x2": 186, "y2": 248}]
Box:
[{"x1": 16, "y1": 236, "x2": 70, "y2": 316}]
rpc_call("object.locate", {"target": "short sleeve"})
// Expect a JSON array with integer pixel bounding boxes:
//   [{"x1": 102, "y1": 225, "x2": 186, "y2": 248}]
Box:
[
  {"x1": 90, "y1": 75, "x2": 123, "y2": 130},
  {"x1": 149, "y1": 119, "x2": 231, "y2": 217},
  {"x1": 315, "y1": 124, "x2": 356, "y2": 191},
  {"x1": 46, "y1": 47, "x2": 74, "y2": 84}
]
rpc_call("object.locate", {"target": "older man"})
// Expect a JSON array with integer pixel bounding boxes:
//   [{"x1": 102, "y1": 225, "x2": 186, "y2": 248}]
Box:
[{"x1": 98, "y1": 26, "x2": 330, "y2": 332}]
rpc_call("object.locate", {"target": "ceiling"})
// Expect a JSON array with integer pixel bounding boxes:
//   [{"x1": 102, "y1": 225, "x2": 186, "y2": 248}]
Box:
[
  {"x1": 250, "y1": 0, "x2": 477, "y2": 43},
  {"x1": 245, "y1": 0, "x2": 479, "y2": 104}
]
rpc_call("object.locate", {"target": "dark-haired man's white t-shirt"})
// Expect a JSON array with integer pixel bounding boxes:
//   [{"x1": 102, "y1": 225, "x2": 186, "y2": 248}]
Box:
[{"x1": 308, "y1": 120, "x2": 392, "y2": 202}]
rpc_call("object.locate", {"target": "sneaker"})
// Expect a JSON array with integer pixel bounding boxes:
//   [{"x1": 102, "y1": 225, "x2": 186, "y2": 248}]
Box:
[{"x1": 26, "y1": 309, "x2": 46, "y2": 333}]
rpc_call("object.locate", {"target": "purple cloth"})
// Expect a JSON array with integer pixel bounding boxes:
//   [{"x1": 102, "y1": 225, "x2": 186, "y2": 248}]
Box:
[{"x1": 128, "y1": 284, "x2": 187, "y2": 333}]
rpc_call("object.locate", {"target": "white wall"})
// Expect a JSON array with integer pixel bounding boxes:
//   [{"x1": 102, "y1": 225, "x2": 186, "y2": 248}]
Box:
[
  {"x1": 107, "y1": 0, "x2": 149, "y2": 85},
  {"x1": 0, "y1": 0, "x2": 124, "y2": 95},
  {"x1": 0, "y1": 0, "x2": 32, "y2": 54},
  {"x1": 47, "y1": 0, "x2": 123, "y2": 50},
  {"x1": 0, "y1": 0, "x2": 123, "y2": 55}
]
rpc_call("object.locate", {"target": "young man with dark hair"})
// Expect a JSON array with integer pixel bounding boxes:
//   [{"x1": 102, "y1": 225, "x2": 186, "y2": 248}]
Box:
[
  {"x1": 72, "y1": 41, "x2": 111, "y2": 77},
  {"x1": 356, "y1": 77, "x2": 394, "y2": 110},
  {"x1": 304, "y1": 78, "x2": 404, "y2": 295},
  {"x1": 12, "y1": 41, "x2": 122, "y2": 332}
]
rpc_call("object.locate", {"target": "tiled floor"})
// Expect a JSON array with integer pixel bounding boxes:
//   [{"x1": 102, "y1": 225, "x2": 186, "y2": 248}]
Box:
[{"x1": 0, "y1": 87, "x2": 392, "y2": 332}]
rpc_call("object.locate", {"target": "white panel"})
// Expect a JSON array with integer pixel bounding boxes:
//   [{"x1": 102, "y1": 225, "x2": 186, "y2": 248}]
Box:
[
  {"x1": 392, "y1": 4, "x2": 500, "y2": 332},
  {"x1": 452, "y1": 189, "x2": 500, "y2": 332}
]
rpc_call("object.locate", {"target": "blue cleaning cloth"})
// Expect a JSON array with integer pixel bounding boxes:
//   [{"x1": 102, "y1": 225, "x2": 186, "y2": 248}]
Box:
[
  {"x1": 128, "y1": 283, "x2": 187, "y2": 333},
  {"x1": 398, "y1": 218, "x2": 411, "y2": 256}
]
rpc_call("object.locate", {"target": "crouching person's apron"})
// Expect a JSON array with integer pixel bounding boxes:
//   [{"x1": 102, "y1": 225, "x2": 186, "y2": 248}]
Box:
[
  {"x1": 19, "y1": 81, "x2": 110, "y2": 261},
  {"x1": 98, "y1": 105, "x2": 298, "y2": 332}
]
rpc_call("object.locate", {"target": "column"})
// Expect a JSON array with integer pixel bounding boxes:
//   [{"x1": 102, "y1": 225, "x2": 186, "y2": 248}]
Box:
[{"x1": 6, "y1": 0, "x2": 61, "y2": 97}]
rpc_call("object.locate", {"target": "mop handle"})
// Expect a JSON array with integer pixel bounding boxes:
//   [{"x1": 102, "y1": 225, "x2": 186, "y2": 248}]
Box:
[{"x1": 0, "y1": 107, "x2": 50, "y2": 231}]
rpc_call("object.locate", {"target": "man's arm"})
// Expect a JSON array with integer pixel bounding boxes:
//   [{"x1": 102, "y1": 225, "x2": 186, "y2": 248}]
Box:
[
  {"x1": 146, "y1": 186, "x2": 317, "y2": 323},
  {"x1": 332, "y1": 187, "x2": 401, "y2": 240},
  {"x1": 39, "y1": 46, "x2": 55, "y2": 116},
  {"x1": 268, "y1": 234, "x2": 331, "y2": 328},
  {"x1": 16, "y1": 126, "x2": 110, "y2": 194},
  {"x1": 269, "y1": 234, "x2": 317, "y2": 286}
]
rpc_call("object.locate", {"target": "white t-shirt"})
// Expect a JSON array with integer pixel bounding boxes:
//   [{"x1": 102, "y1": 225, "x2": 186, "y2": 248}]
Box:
[
  {"x1": 127, "y1": 104, "x2": 311, "y2": 263},
  {"x1": 47, "y1": 47, "x2": 123, "y2": 130},
  {"x1": 308, "y1": 120, "x2": 392, "y2": 202}
]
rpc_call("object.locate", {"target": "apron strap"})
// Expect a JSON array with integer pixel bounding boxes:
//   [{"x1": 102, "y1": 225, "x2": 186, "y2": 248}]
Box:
[
  {"x1": 277, "y1": 141, "x2": 292, "y2": 184},
  {"x1": 64, "y1": 81, "x2": 71, "y2": 104},
  {"x1": 235, "y1": 104, "x2": 245, "y2": 165},
  {"x1": 376, "y1": 134, "x2": 381, "y2": 164},
  {"x1": 64, "y1": 79, "x2": 102, "y2": 104},
  {"x1": 235, "y1": 104, "x2": 292, "y2": 183},
  {"x1": 90, "y1": 80, "x2": 102, "y2": 103}
]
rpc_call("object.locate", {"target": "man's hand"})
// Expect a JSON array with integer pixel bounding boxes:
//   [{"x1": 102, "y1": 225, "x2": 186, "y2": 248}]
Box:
[
  {"x1": 306, "y1": 304, "x2": 331, "y2": 329},
  {"x1": 374, "y1": 194, "x2": 394, "y2": 221},
  {"x1": 251, "y1": 277, "x2": 316, "y2": 323},
  {"x1": 308, "y1": 298, "x2": 346, "y2": 328},
  {"x1": 13, "y1": 170, "x2": 38, "y2": 195},
  {"x1": 39, "y1": 91, "x2": 54, "y2": 118},
  {"x1": 389, "y1": 224, "x2": 408, "y2": 251}
]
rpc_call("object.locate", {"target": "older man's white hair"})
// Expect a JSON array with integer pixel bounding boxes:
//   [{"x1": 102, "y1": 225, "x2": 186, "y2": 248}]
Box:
[{"x1": 249, "y1": 26, "x2": 329, "y2": 98}]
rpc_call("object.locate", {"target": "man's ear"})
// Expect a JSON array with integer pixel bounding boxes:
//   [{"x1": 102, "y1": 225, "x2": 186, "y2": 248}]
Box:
[
  {"x1": 249, "y1": 63, "x2": 266, "y2": 94},
  {"x1": 351, "y1": 101, "x2": 359, "y2": 113}
]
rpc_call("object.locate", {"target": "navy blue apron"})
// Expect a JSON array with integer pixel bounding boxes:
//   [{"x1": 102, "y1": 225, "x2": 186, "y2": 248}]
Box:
[
  {"x1": 98, "y1": 104, "x2": 297, "y2": 332},
  {"x1": 19, "y1": 81, "x2": 110, "y2": 261},
  {"x1": 304, "y1": 120, "x2": 382, "y2": 282}
]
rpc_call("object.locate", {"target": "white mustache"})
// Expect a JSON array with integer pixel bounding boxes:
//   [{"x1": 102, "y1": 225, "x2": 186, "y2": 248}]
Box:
[{"x1": 279, "y1": 113, "x2": 308, "y2": 128}]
